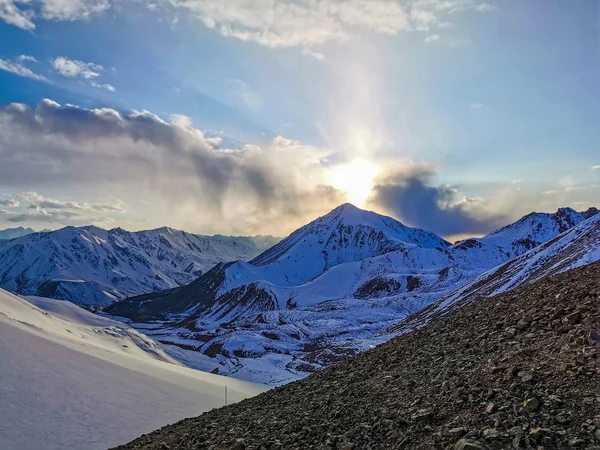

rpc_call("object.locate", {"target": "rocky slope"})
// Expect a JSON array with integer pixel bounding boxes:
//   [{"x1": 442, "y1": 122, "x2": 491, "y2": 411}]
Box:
[
  {"x1": 0, "y1": 226, "x2": 278, "y2": 306},
  {"x1": 105, "y1": 205, "x2": 598, "y2": 384},
  {"x1": 113, "y1": 261, "x2": 600, "y2": 450}
]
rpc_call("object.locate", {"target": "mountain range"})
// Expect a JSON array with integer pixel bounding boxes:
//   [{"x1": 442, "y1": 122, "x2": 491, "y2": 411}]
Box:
[
  {"x1": 0, "y1": 226, "x2": 279, "y2": 306},
  {"x1": 104, "y1": 204, "x2": 600, "y2": 384},
  {"x1": 0, "y1": 226, "x2": 35, "y2": 240}
]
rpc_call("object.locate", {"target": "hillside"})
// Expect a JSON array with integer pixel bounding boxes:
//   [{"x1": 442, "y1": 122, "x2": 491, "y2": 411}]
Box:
[
  {"x1": 0, "y1": 226, "x2": 278, "y2": 306},
  {"x1": 114, "y1": 261, "x2": 600, "y2": 450},
  {"x1": 0, "y1": 289, "x2": 265, "y2": 450}
]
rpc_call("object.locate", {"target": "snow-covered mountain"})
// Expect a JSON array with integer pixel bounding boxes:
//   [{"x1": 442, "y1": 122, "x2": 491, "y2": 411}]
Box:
[
  {"x1": 392, "y1": 211, "x2": 600, "y2": 334},
  {"x1": 104, "y1": 204, "x2": 599, "y2": 384},
  {"x1": 0, "y1": 226, "x2": 35, "y2": 240},
  {"x1": 0, "y1": 288, "x2": 265, "y2": 450},
  {"x1": 0, "y1": 226, "x2": 279, "y2": 306},
  {"x1": 450, "y1": 206, "x2": 599, "y2": 269},
  {"x1": 105, "y1": 203, "x2": 451, "y2": 320}
]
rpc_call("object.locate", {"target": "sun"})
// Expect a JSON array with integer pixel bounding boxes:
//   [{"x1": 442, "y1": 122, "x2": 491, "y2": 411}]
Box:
[{"x1": 330, "y1": 159, "x2": 379, "y2": 208}]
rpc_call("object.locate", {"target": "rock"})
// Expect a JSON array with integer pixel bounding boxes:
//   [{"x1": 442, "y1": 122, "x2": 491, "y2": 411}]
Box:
[
  {"x1": 411, "y1": 409, "x2": 434, "y2": 422},
  {"x1": 454, "y1": 439, "x2": 487, "y2": 450},
  {"x1": 528, "y1": 427, "x2": 544, "y2": 442},
  {"x1": 485, "y1": 402, "x2": 496, "y2": 414},
  {"x1": 160, "y1": 444, "x2": 170, "y2": 450},
  {"x1": 231, "y1": 439, "x2": 246, "y2": 450},
  {"x1": 482, "y1": 428, "x2": 500, "y2": 439},
  {"x1": 518, "y1": 371, "x2": 533, "y2": 382},
  {"x1": 522, "y1": 398, "x2": 541, "y2": 413}
]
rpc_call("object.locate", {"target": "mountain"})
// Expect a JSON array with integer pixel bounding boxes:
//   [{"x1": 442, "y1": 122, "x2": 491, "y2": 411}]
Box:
[
  {"x1": 104, "y1": 205, "x2": 599, "y2": 384},
  {"x1": 0, "y1": 226, "x2": 35, "y2": 240},
  {"x1": 0, "y1": 289, "x2": 265, "y2": 450},
  {"x1": 449, "y1": 207, "x2": 599, "y2": 270},
  {"x1": 391, "y1": 211, "x2": 600, "y2": 335},
  {"x1": 104, "y1": 203, "x2": 451, "y2": 321},
  {"x1": 113, "y1": 261, "x2": 600, "y2": 450},
  {"x1": 0, "y1": 226, "x2": 279, "y2": 306}
]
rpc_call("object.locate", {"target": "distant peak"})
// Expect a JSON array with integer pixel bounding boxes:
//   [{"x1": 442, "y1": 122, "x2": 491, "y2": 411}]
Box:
[{"x1": 555, "y1": 207, "x2": 577, "y2": 216}]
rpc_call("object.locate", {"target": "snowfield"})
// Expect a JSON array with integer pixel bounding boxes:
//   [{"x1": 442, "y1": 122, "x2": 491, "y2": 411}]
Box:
[{"x1": 0, "y1": 289, "x2": 266, "y2": 450}]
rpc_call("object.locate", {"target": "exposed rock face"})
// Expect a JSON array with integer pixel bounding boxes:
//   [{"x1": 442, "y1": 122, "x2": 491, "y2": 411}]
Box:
[{"x1": 112, "y1": 261, "x2": 600, "y2": 450}]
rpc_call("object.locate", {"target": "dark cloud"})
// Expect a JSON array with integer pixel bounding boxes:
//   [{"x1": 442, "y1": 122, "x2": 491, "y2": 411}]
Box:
[{"x1": 371, "y1": 169, "x2": 508, "y2": 237}]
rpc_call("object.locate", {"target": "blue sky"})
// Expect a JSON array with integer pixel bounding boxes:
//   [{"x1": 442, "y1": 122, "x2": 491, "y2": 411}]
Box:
[{"x1": 0, "y1": 0, "x2": 598, "y2": 238}]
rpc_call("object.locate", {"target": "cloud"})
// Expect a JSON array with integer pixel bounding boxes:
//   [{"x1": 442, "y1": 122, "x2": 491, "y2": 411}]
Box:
[
  {"x1": 0, "y1": 0, "x2": 110, "y2": 29},
  {"x1": 40, "y1": 0, "x2": 110, "y2": 21},
  {"x1": 0, "y1": 99, "x2": 344, "y2": 233},
  {"x1": 21, "y1": 191, "x2": 126, "y2": 212},
  {"x1": 17, "y1": 55, "x2": 38, "y2": 63},
  {"x1": 0, "y1": 198, "x2": 19, "y2": 207},
  {"x1": 0, "y1": 57, "x2": 49, "y2": 82},
  {"x1": 91, "y1": 81, "x2": 116, "y2": 91},
  {"x1": 51, "y1": 56, "x2": 103, "y2": 79},
  {"x1": 0, "y1": 0, "x2": 35, "y2": 29},
  {"x1": 301, "y1": 47, "x2": 325, "y2": 61},
  {"x1": 370, "y1": 166, "x2": 507, "y2": 236},
  {"x1": 51, "y1": 56, "x2": 116, "y2": 91},
  {"x1": 2, "y1": 206, "x2": 82, "y2": 223},
  {"x1": 170, "y1": 0, "x2": 494, "y2": 49},
  {"x1": 424, "y1": 34, "x2": 440, "y2": 43},
  {"x1": 592, "y1": 165, "x2": 600, "y2": 170}
]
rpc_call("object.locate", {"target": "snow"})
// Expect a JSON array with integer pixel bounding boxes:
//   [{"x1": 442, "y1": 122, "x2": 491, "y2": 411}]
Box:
[{"x1": 0, "y1": 289, "x2": 266, "y2": 450}]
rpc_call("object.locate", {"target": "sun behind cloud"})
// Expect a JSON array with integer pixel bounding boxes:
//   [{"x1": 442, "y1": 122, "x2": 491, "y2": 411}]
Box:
[{"x1": 330, "y1": 159, "x2": 379, "y2": 208}]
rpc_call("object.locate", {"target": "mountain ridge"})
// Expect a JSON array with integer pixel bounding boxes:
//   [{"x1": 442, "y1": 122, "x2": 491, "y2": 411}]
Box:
[{"x1": 0, "y1": 226, "x2": 279, "y2": 306}]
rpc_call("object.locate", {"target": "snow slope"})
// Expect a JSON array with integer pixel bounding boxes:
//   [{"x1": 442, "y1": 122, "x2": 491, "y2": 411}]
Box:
[
  {"x1": 0, "y1": 226, "x2": 278, "y2": 306},
  {"x1": 0, "y1": 289, "x2": 266, "y2": 450}
]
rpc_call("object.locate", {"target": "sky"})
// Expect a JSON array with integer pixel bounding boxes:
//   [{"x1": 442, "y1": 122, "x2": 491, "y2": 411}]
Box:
[{"x1": 0, "y1": 0, "x2": 598, "y2": 239}]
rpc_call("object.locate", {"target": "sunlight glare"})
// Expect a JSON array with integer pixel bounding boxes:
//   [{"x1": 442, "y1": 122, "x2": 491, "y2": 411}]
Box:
[{"x1": 330, "y1": 159, "x2": 379, "y2": 208}]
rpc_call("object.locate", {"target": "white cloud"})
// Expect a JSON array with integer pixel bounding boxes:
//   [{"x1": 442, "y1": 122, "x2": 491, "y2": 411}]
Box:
[
  {"x1": 0, "y1": 57, "x2": 49, "y2": 82},
  {"x1": 592, "y1": 165, "x2": 600, "y2": 170},
  {"x1": 301, "y1": 47, "x2": 325, "y2": 61},
  {"x1": 39, "y1": 0, "x2": 110, "y2": 21},
  {"x1": 21, "y1": 191, "x2": 126, "y2": 212},
  {"x1": 0, "y1": 0, "x2": 35, "y2": 30},
  {"x1": 91, "y1": 81, "x2": 116, "y2": 91},
  {"x1": 51, "y1": 56, "x2": 103, "y2": 79},
  {"x1": 17, "y1": 55, "x2": 38, "y2": 63},
  {"x1": 170, "y1": 0, "x2": 494, "y2": 49},
  {"x1": 0, "y1": 0, "x2": 110, "y2": 29},
  {"x1": 272, "y1": 135, "x2": 300, "y2": 147},
  {"x1": 0, "y1": 198, "x2": 19, "y2": 207},
  {"x1": 424, "y1": 34, "x2": 440, "y2": 43},
  {"x1": 470, "y1": 102, "x2": 485, "y2": 109}
]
